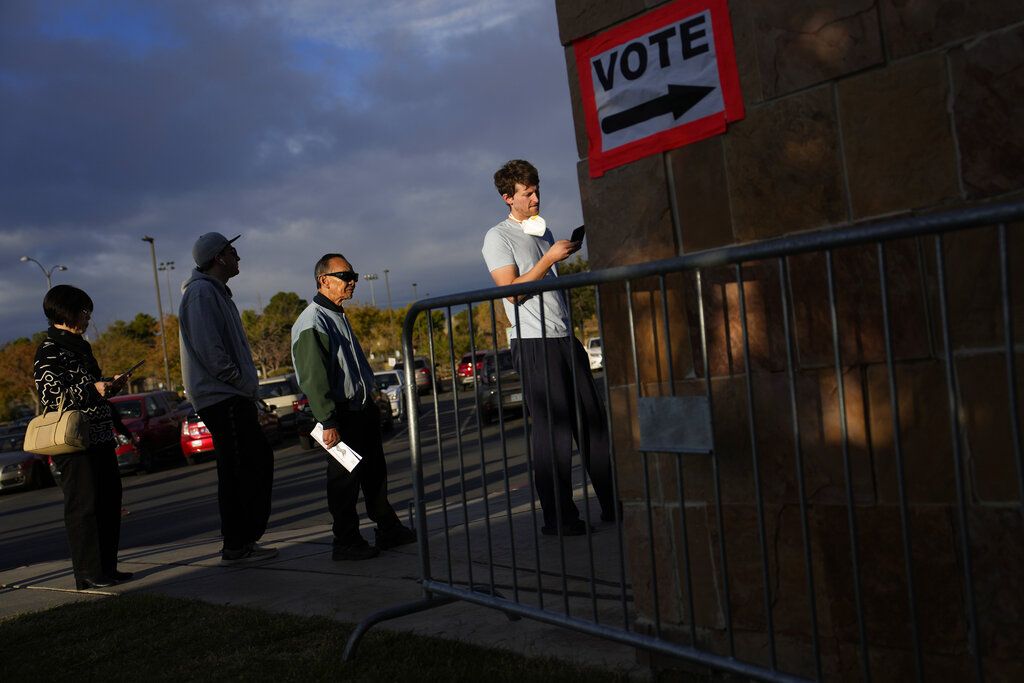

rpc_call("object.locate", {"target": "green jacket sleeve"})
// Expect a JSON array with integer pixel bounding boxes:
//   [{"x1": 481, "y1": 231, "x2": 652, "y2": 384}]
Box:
[{"x1": 292, "y1": 327, "x2": 339, "y2": 429}]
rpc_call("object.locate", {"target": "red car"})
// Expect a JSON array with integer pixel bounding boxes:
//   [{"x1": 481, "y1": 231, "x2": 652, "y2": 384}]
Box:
[
  {"x1": 109, "y1": 391, "x2": 191, "y2": 474},
  {"x1": 456, "y1": 351, "x2": 487, "y2": 390},
  {"x1": 394, "y1": 356, "x2": 444, "y2": 395},
  {"x1": 180, "y1": 405, "x2": 283, "y2": 465}
]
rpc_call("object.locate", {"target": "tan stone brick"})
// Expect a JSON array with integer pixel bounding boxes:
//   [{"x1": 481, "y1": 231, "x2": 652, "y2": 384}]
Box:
[
  {"x1": 597, "y1": 281, "x2": 633, "y2": 389},
  {"x1": 669, "y1": 371, "x2": 830, "y2": 508},
  {"x1": 608, "y1": 384, "x2": 642, "y2": 500},
  {"x1": 621, "y1": 502, "x2": 685, "y2": 625},
  {"x1": 624, "y1": 502, "x2": 729, "y2": 635},
  {"x1": 694, "y1": 262, "x2": 787, "y2": 376},
  {"x1": 935, "y1": 223, "x2": 1024, "y2": 350},
  {"x1": 954, "y1": 352, "x2": 1024, "y2": 503},
  {"x1": 880, "y1": 0, "x2": 1024, "y2": 60},
  {"x1": 673, "y1": 503, "x2": 727, "y2": 631},
  {"x1": 668, "y1": 138, "x2": 734, "y2": 253},
  {"x1": 787, "y1": 240, "x2": 932, "y2": 367},
  {"x1": 724, "y1": 86, "x2": 847, "y2": 240},
  {"x1": 708, "y1": 504, "x2": 769, "y2": 632},
  {"x1": 762, "y1": 505, "x2": 823, "y2": 642},
  {"x1": 951, "y1": 24, "x2": 1024, "y2": 198},
  {"x1": 555, "y1": 0, "x2": 647, "y2": 45},
  {"x1": 866, "y1": 360, "x2": 959, "y2": 505},
  {"x1": 703, "y1": 376, "x2": 756, "y2": 505},
  {"x1": 839, "y1": 52, "x2": 960, "y2": 219},
  {"x1": 727, "y1": 0, "x2": 764, "y2": 107},
  {"x1": 577, "y1": 155, "x2": 675, "y2": 270},
  {"x1": 597, "y1": 275, "x2": 698, "y2": 393},
  {"x1": 970, "y1": 507, "x2": 1024, "y2": 666},
  {"x1": 811, "y1": 504, "x2": 968, "y2": 654},
  {"x1": 752, "y1": 0, "x2": 883, "y2": 98},
  {"x1": 816, "y1": 366, "x2": 876, "y2": 504}
]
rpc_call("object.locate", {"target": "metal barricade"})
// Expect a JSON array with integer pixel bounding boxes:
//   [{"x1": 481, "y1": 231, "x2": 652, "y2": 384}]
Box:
[{"x1": 344, "y1": 200, "x2": 1024, "y2": 682}]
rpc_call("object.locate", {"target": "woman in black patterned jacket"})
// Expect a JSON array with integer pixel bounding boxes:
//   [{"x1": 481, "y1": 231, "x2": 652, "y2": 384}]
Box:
[{"x1": 33, "y1": 285, "x2": 133, "y2": 590}]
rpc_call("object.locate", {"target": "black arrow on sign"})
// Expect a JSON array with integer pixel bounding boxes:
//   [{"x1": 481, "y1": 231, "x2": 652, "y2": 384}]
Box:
[{"x1": 600, "y1": 84, "x2": 716, "y2": 135}]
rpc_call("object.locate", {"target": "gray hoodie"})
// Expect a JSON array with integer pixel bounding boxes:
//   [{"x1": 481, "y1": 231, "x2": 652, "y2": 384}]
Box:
[{"x1": 179, "y1": 269, "x2": 259, "y2": 412}]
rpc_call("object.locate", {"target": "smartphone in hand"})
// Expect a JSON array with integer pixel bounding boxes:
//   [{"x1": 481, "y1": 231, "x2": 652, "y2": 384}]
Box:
[
  {"x1": 106, "y1": 359, "x2": 144, "y2": 397},
  {"x1": 570, "y1": 225, "x2": 586, "y2": 243}
]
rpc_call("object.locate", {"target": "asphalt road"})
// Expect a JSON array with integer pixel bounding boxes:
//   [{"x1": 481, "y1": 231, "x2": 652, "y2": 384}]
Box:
[{"x1": 0, "y1": 387, "x2": 541, "y2": 572}]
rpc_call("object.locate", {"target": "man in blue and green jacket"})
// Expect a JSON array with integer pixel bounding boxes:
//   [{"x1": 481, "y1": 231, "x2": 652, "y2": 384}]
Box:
[{"x1": 291, "y1": 253, "x2": 415, "y2": 561}]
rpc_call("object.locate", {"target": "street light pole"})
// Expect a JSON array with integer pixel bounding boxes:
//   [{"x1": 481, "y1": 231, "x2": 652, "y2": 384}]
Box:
[
  {"x1": 158, "y1": 261, "x2": 176, "y2": 313},
  {"x1": 383, "y1": 269, "x2": 393, "y2": 311},
  {"x1": 412, "y1": 282, "x2": 418, "y2": 301},
  {"x1": 363, "y1": 273, "x2": 379, "y2": 307},
  {"x1": 142, "y1": 237, "x2": 172, "y2": 390},
  {"x1": 19, "y1": 256, "x2": 68, "y2": 290},
  {"x1": 382, "y1": 268, "x2": 396, "y2": 358}
]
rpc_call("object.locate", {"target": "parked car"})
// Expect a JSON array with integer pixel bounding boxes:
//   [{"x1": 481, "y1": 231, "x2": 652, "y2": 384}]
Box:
[
  {"x1": 180, "y1": 402, "x2": 283, "y2": 465},
  {"x1": 108, "y1": 391, "x2": 191, "y2": 473},
  {"x1": 456, "y1": 351, "x2": 488, "y2": 390},
  {"x1": 477, "y1": 348, "x2": 524, "y2": 423},
  {"x1": 0, "y1": 425, "x2": 26, "y2": 452},
  {"x1": 374, "y1": 370, "x2": 406, "y2": 419},
  {"x1": 373, "y1": 389, "x2": 395, "y2": 432},
  {"x1": 393, "y1": 356, "x2": 444, "y2": 395},
  {"x1": 258, "y1": 374, "x2": 304, "y2": 432},
  {"x1": 0, "y1": 450, "x2": 55, "y2": 492},
  {"x1": 587, "y1": 336, "x2": 603, "y2": 371}
]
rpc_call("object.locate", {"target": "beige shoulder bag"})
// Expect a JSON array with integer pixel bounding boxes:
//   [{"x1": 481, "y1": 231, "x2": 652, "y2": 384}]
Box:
[{"x1": 24, "y1": 394, "x2": 90, "y2": 455}]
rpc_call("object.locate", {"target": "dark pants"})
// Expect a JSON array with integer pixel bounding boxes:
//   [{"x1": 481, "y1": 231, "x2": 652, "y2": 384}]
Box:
[
  {"x1": 199, "y1": 396, "x2": 275, "y2": 551},
  {"x1": 326, "y1": 403, "x2": 401, "y2": 545},
  {"x1": 54, "y1": 444, "x2": 122, "y2": 580},
  {"x1": 512, "y1": 336, "x2": 615, "y2": 528}
]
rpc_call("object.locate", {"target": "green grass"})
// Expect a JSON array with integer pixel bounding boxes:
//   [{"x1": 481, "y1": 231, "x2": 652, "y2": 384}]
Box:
[{"x1": 0, "y1": 594, "x2": 631, "y2": 681}]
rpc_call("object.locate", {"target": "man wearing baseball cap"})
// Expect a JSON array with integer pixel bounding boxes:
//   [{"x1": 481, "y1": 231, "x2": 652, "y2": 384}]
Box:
[{"x1": 179, "y1": 232, "x2": 277, "y2": 564}]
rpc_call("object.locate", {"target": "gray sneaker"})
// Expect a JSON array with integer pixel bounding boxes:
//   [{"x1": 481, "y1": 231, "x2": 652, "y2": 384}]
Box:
[{"x1": 220, "y1": 542, "x2": 279, "y2": 565}]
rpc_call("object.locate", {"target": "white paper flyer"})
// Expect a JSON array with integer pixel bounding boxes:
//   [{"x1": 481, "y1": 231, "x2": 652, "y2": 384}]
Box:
[{"x1": 310, "y1": 423, "x2": 363, "y2": 472}]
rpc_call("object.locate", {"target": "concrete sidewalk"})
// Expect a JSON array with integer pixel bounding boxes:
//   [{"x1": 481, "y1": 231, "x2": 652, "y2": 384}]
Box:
[{"x1": 0, "y1": 519, "x2": 648, "y2": 678}]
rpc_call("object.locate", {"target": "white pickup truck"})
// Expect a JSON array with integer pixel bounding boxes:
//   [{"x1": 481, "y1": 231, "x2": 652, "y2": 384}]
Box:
[{"x1": 586, "y1": 336, "x2": 602, "y2": 371}]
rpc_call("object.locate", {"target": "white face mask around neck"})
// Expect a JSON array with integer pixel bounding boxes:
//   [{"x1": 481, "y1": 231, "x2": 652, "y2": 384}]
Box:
[{"x1": 517, "y1": 215, "x2": 546, "y2": 236}]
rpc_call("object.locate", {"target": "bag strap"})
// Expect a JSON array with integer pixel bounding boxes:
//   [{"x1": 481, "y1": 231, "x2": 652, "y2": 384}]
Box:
[{"x1": 56, "y1": 393, "x2": 67, "y2": 417}]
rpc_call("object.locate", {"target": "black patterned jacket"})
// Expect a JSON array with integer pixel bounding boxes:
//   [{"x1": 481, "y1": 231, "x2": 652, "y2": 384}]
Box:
[{"x1": 33, "y1": 331, "x2": 115, "y2": 446}]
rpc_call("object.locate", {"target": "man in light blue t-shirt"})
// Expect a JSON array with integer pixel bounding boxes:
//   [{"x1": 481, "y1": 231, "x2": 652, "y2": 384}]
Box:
[{"x1": 481, "y1": 159, "x2": 617, "y2": 536}]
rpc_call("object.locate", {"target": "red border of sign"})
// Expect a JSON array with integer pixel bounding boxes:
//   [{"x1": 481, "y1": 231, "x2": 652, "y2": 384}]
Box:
[{"x1": 574, "y1": 0, "x2": 744, "y2": 178}]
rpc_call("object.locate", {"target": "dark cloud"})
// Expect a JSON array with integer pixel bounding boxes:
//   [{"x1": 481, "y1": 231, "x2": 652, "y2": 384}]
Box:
[{"x1": 0, "y1": 0, "x2": 584, "y2": 343}]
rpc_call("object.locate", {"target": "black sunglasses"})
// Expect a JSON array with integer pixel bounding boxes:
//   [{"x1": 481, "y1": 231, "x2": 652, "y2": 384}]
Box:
[{"x1": 324, "y1": 270, "x2": 359, "y2": 283}]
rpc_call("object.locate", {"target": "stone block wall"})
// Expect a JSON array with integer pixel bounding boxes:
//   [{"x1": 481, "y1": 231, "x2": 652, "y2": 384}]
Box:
[{"x1": 556, "y1": 0, "x2": 1024, "y2": 678}]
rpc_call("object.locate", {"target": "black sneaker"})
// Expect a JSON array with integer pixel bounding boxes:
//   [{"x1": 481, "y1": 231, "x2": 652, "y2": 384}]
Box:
[
  {"x1": 541, "y1": 519, "x2": 590, "y2": 536},
  {"x1": 221, "y1": 542, "x2": 279, "y2": 565},
  {"x1": 374, "y1": 525, "x2": 417, "y2": 550},
  {"x1": 332, "y1": 539, "x2": 380, "y2": 561}
]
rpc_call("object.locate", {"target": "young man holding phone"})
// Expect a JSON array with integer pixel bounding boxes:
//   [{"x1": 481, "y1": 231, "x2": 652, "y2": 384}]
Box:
[{"x1": 481, "y1": 159, "x2": 617, "y2": 536}]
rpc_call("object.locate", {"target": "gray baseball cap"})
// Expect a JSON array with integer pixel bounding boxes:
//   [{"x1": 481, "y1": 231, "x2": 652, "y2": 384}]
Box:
[{"x1": 192, "y1": 232, "x2": 240, "y2": 267}]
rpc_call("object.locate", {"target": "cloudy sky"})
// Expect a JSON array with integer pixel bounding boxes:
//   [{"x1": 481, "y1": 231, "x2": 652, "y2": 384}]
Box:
[{"x1": 0, "y1": 0, "x2": 585, "y2": 343}]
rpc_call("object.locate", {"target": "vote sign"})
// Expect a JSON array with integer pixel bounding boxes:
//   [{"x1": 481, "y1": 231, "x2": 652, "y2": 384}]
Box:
[{"x1": 574, "y1": 0, "x2": 744, "y2": 177}]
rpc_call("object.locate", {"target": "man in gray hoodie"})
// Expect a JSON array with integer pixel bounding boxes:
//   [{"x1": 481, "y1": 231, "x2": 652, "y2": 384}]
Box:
[{"x1": 179, "y1": 232, "x2": 277, "y2": 564}]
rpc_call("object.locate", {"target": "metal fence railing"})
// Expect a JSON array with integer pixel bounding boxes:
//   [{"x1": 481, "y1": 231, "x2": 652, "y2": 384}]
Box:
[{"x1": 344, "y1": 199, "x2": 1024, "y2": 682}]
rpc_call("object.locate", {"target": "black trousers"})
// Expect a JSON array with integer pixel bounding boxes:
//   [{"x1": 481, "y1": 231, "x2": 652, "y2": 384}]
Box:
[
  {"x1": 326, "y1": 402, "x2": 401, "y2": 545},
  {"x1": 54, "y1": 443, "x2": 122, "y2": 580},
  {"x1": 512, "y1": 336, "x2": 615, "y2": 528},
  {"x1": 199, "y1": 396, "x2": 275, "y2": 551}
]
